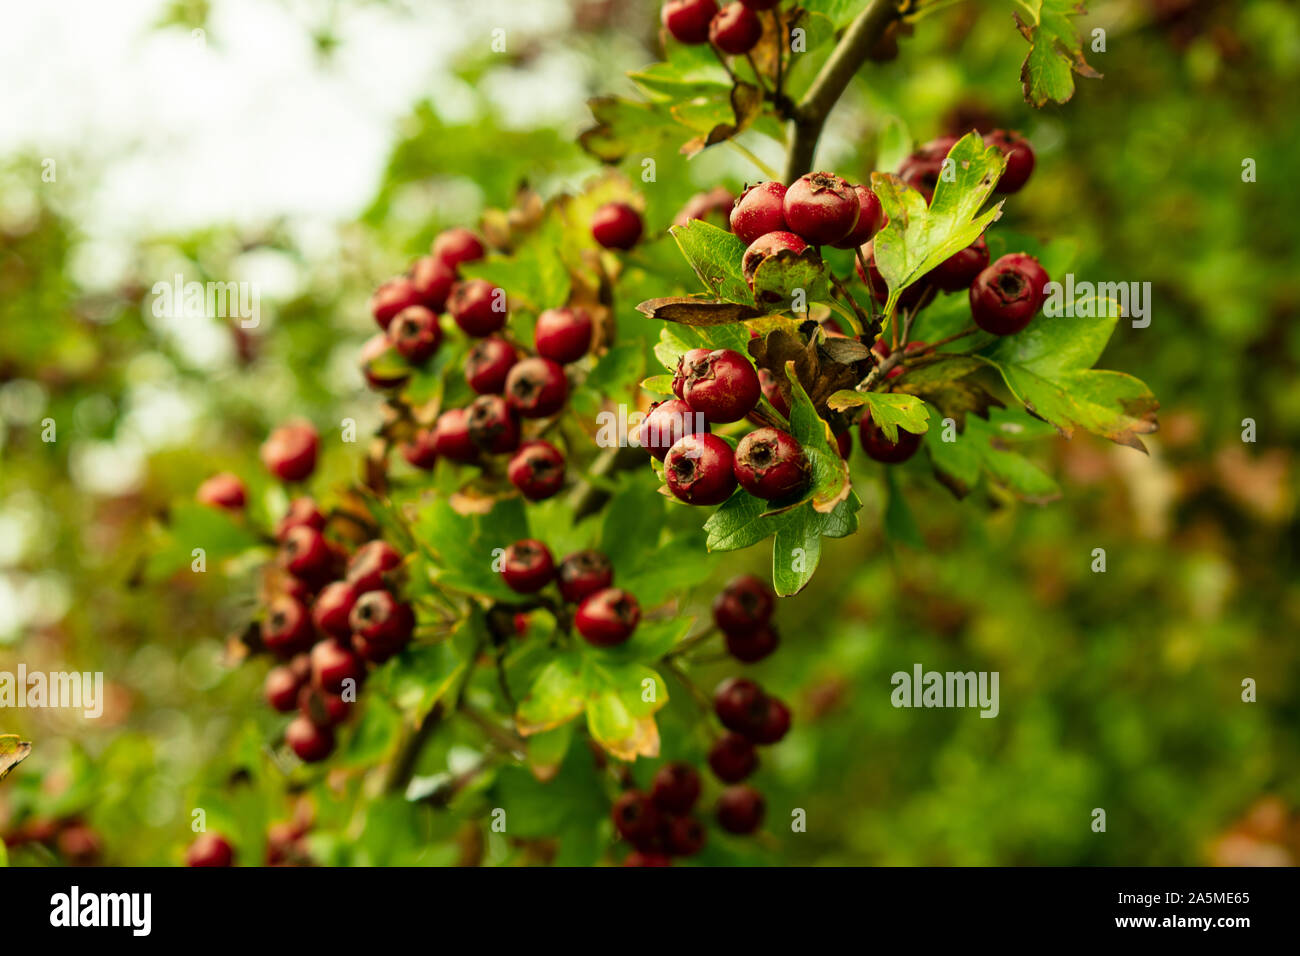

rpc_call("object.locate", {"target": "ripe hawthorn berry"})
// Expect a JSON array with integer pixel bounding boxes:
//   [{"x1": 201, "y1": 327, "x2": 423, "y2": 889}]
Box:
[
  {"x1": 467, "y1": 394, "x2": 521, "y2": 454},
  {"x1": 624, "y1": 850, "x2": 671, "y2": 867},
  {"x1": 261, "y1": 420, "x2": 319, "y2": 483},
  {"x1": 465, "y1": 337, "x2": 518, "y2": 394},
  {"x1": 611, "y1": 790, "x2": 661, "y2": 847},
  {"x1": 681, "y1": 349, "x2": 761, "y2": 423},
  {"x1": 349, "y1": 590, "x2": 414, "y2": 662},
  {"x1": 969, "y1": 252, "x2": 1049, "y2": 336},
  {"x1": 637, "y1": 398, "x2": 709, "y2": 460},
  {"x1": 734, "y1": 427, "x2": 811, "y2": 500},
  {"x1": 858, "y1": 419, "x2": 922, "y2": 463},
  {"x1": 556, "y1": 550, "x2": 613, "y2": 604},
  {"x1": 448, "y1": 279, "x2": 507, "y2": 337},
  {"x1": 726, "y1": 624, "x2": 779, "y2": 663},
  {"x1": 930, "y1": 235, "x2": 989, "y2": 292},
  {"x1": 186, "y1": 833, "x2": 235, "y2": 867},
  {"x1": 388, "y1": 305, "x2": 442, "y2": 364},
  {"x1": 591, "y1": 202, "x2": 643, "y2": 250},
  {"x1": 783, "y1": 171, "x2": 860, "y2": 246},
  {"x1": 312, "y1": 580, "x2": 359, "y2": 639},
  {"x1": 740, "y1": 0, "x2": 779, "y2": 9},
  {"x1": 897, "y1": 135, "x2": 958, "y2": 201},
  {"x1": 432, "y1": 408, "x2": 478, "y2": 464},
  {"x1": 280, "y1": 525, "x2": 333, "y2": 580},
  {"x1": 833, "y1": 184, "x2": 884, "y2": 249},
  {"x1": 672, "y1": 348, "x2": 711, "y2": 400},
  {"x1": 662, "y1": 815, "x2": 707, "y2": 857},
  {"x1": 196, "y1": 472, "x2": 246, "y2": 510},
  {"x1": 263, "y1": 594, "x2": 314, "y2": 657},
  {"x1": 265, "y1": 662, "x2": 306, "y2": 713},
  {"x1": 661, "y1": 0, "x2": 719, "y2": 45},
  {"x1": 505, "y1": 357, "x2": 568, "y2": 418},
  {"x1": 286, "y1": 714, "x2": 334, "y2": 763},
  {"x1": 359, "y1": 333, "x2": 409, "y2": 390},
  {"x1": 712, "y1": 574, "x2": 775, "y2": 635},
  {"x1": 298, "y1": 684, "x2": 350, "y2": 729},
  {"x1": 741, "y1": 230, "x2": 812, "y2": 287},
  {"x1": 753, "y1": 696, "x2": 791, "y2": 744},
  {"x1": 400, "y1": 429, "x2": 438, "y2": 470},
  {"x1": 664, "y1": 433, "x2": 737, "y2": 505},
  {"x1": 730, "y1": 181, "x2": 787, "y2": 245},
  {"x1": 369, "y1": 276, "x2": 420, "y2": 330},
  {"x1": 576, "y1": 588, "x2": 641, "y2": 646},
  {"x1": 985, "y1": 129, "x2": 1035, "y2": 194},
  {"x1": 432, "y1": 228, "x2": 486, "y2": 271},
  {"x1": 709, "y1": 2, "x2": 762, "y2": 55},
  {"x1": 311, "y1": 637, "x2": 364, "y2": 694},
  {"x1": 409, "y1": 255, "x2": 455, "y2": 312},
  {"x1": 716, "y1": 784, "x2": 765, "y2": 834},
  {"x1": 501, "y1": 539, "x2": 555, "y2": 594},
  {"x1": 836, "y1": 430, "x2": 852, "y2": 459},
  {"x1": 651, "y1": 763, "x2": 702, "y2": 814},
  {"x1": 507, "y1": 440, "x2": 566, "y2": 501},
  {"x1": 708, "y1": 732, "x2": 758, "y2": 782},
  {"x1": 276, "y1": 497, "x2": 325, "y2": 541},
  {"x1": 534, "y1": 307, "x2": 593, "y2": 364},
  {"x1": 713, "y1": 676, "x2": 768, "y2": 737},
  {"x1": 347, "y1": 540, "x2": 402, "y2": 594},
  {"x1": 756, "y1": 368, "x2": 791, "y2": 419}
]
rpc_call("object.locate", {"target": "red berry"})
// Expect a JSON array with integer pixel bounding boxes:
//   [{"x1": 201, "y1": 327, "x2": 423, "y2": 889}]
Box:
[
  {"x1": 298, "y1": 683, "x2": 351, "y2": 728},
  {"x1": 664, "y1": 433, "x2": 737, "y2": 505},
  {"x1": 286, "y1": 714, "x2": 334, "y2": 763},
  {"x1": 557, "y1": 550, "x2": 613, "y2": 604},
  {"x1": 836, "y1": 430, "x2": 852, "y2": 459},
  {"x1": 730, "y1": 181, "x2": 787, "y2": 245},
  {"x1": 708, "y1": 733, "x2": 758, "y2": 782},
  {"x1": 465, "y1": 337, "x2": 518, "y2": 394},
  {"x1": 741, "y1": 230, "x2": 812, "y2": 286},
  {"x1": 591, "y1": 202, "x2": 643, "y2": 250},
  {"x1": 57, "y1": 823, "x2": 102, "y2": 865},
  {"x1": 346, "y1": 540, "x2": 403, "y2": 594},
  {"x1": 716, "y1": 784, "x2": 765, "y2": 834},
  {"x1": 369, "y1": 276, "x2": 420, "y2": 330},
  {"x1": 709, "y1": 2, "x2": 762, "y2": 55},
  {"x1": 682, "y1": 349, "x2": 760, "y2": 423},
  {"x1": 186, "y1": 833, "x2": 235, "y2": 867},
  {"x1": 501, "y1": 539, "x2": 555, "y2": 594},
  {"x1": 310, "y1": 637, "x2": 364, "y2": 694},
  {"x1": 387, "y1": 305, "x2": 442, "y2": 364},
  {"x1": 575, "y1": 587, "x2": 640, "y2": 646},
  {"x1": 507, "y1": 440, "x2": 566, "y2": 500},
  {"x1": 832, "y1": 184, "x2": 884, "y2": 249},
  {"x1": 739, "y1": 0, "x2": 779, "y2": 7},
  {"x1": 349, "y1": 590, "x2": 414, "y2": 661},
  {"x1": 624, "y1": 850, "x2": 672, "y2": 867},
  {"x1": 756, "y1": 368, "x2": 791, "y2": 419},
  {"x1": 448, "y1": 279, "x2": 507, "y2": 337},
  {"x1": 262, "y1": 594, "x2": 314, "y2": 657},
  {"x1": 280, "y1": 525, "x2": 333, "y2": 580},
  {"x1": 312, "y1": 580, "x2": 359, "y2": 639},
  {"x1": 662, "y1": 815, "x2": 707, "y2": 856},
  {"x1": 196, "y1": 472, "x2": 246, "y2": 510},
  {"x1": 651, "y1": 763, "x2": 701, "y2": 814},
  {"x1": 734, "y1": 427, "x2": 811, "y2": 500},
  {"x1": 611, "y1": 790, "x2": 661, "y2": 846},
  {"x1": 672, "y1": 348, "x2": 711, "y2": 400},
  {"x1": 359, "y1": 332, "x2": 409, "y2": 390},
  {"x1": 896, "y1": 135, "x2": 958, "y2": 202},
  {"x1": 984, "y1": 129, "x2": 1035, "y2": 194},
  {"x1": 753, "y1": 696, "x2": 791, "y2": 744},
  {"x1": 265, "y1": 662, "x2": 306, "y2": 712},
  {"x1": 261, "y1": 420, "x2": 319, "y2": 483},
  {"x1": 534, "y1": 307, "x2": 593, "y2": 364},
  {"x1": 400, "y1": 429, "x2": 439, "y2": 470},
  {"x1": 931, "y1": 235, "x2": 989, "y2": 292},
  {"x1": 726, "y1": 624, "x2": 779, "y2": 663},
  {"x1": 712, "y1": 574, "x2": 775, "y2": 634},
  {"x1": 969, "y1": 253, "x2": 1049, "y2": 335},
  {"x1": 432, "y1": 228, "x2": 486, "y2": 271},
  {"x1": 432, "y1": 408, "x2": 478, "y2": 464},
  {"x1": 410, "y1": 255, "x2": 455, "y2": 311},
  {"x1": 783, "y1": 171, "x2": 860, "y2": 246},
  {"x1": 638, "y1": 398, "x2": 710, "y2": 460},
  {"x1": 713, "y1": 676, "x2": 767, "y2": 736},
  {"x1": 858, "y1": 418, "x2": 922, "y2": 463},
  {"x1": 505, "y1": 357, "x2": 568, "y2": 418},
  {"x1": 661, "y1": 0, "x2": 719, "y2": 45},
  {"x1": 276, "y1": 497, "x2": 325, "y2": 541},
  {"x1": 467, "y1": 394, "x2": 520, "y2": 454}
]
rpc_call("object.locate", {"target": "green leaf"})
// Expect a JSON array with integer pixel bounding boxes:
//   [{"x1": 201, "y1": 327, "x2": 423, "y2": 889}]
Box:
[
  {"x1": 769, "y1": 492, "x2": 861, "y2": 596},
  {"x1": 1015, "y1": 0, "x2": 1103, "y2": 108},
  {"x1": 669, "y1": 219, "x2": 752, "y2": 303},
  {"x1": 579, "y1": 96, "x2": 685, "y2": 163},
  {"x1": 652, "y1": 318, "x2": 754, "y2": 372},
  {"x1": 784, "y1": 360, "x2": 851, "y2": 512},
  {"x1": 515, "y1": 651, "x2": 588, "y2": 735},
  {"x1": 641, "y1": 374, "x2": 674, "y2": 395},
  {"x1": 926, "y1": 412, "x2": 1062, "y2": 502},
  {"x1": 882, "y1": 468, "x2": 925, "y2": 549},
  {"x1": 525, "y1": 723, "x2": 573, "y2": 782},
  {"x1": 144, "y1": 502, "x2": 263, "y2": 582},
  {"x1": 414, "y1": 498, "x2": 530, "y2": 601},
  {"x1": 827, "y1": 390, "x2": 931, "y2": 442}
]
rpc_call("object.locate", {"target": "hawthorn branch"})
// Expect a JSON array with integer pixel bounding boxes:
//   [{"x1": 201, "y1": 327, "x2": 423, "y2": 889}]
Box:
[{"x1": 783, "y1": 0, "x2": 901, "y2": 182}]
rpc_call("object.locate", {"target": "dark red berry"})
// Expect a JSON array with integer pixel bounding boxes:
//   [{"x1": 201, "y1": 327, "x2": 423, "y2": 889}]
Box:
[
  {"x1": 507, "y1": 440, "x2": 566, "y2": 500},
  {"x1": 783, "y1": 171, "x2": 860, "y2": 246},
  {"x1": 756, "y1": 369, "x2": 791, "y2": 419},
  {"x1": 741, "y1": 230, "x2": 812, "y2": 285},
  {"x1": 359, "y1": 332, "x2": 409, "y2": 390},
  {"x1": 280, "y1": 525, "x2": 333, "y2": 580},
  {"x1": 261, "y1": 420, "x2": 318, "y2": 483},
  {"x1": 734, "y1": 427, "x2": 811, "y2": 500},
  {"x1": 591, "y1": 202, "x2": 643, "y2": 250},
  {"x1": 196, "y1": 472, "x2": 246, "y2": 510},
  {"x1": 753, "y1": 696, "x2": 791, "y2": 744},
  {"x1": 505, "y1": 357, "x2": 568, "y2": 418},
  {"x1": 369, "y1": 276, "x2": 420, "y2": 330},
  {"x1": 310, "y1": 637, "x2": 364, "y2": 694},
  {"x1": 897, "y1": 135, "x2": 958, "y2": 202},
  {"x1": 534, "y1": 307, "x2": 593, "y2": 364},
  {"x1": 716, "y1": 785, "x2": 765, "y2": 834},
  {"x1": 984, "y1": 129, "x2": 1035, "y2": 194},
  {"x1": 713, "y1": 574, "x2": 774, "y2": 635},
  {"x1": 730, "y1": 181, "x2": 787, "y2": 245},
  {"x1": 651, "y1": 763, "x2": 702, "y2": 814},
  {"x1": 661, "y1": 0, "x2": 719, "y2": 45},
  {"x1": 263, "y1": 594, "x2": 313, "y2": 657},
  {"x1": 465, "y1": 337, "x2": 517, "y2": 394},
  {"x1": 709, "y1": 2, "x2": 762, "y2": 56},
  {"x1": 349, "y1": 590, "x2": 414, "y2": 662},
  {"x1": 930, "y1": 236, "x2": 989, "y2": 292},
  {"x1": 432, "y1": 228, "x2": 485, "y2": 271},
  {"x1": 432, "y1": 408, "x2": 478, "y2": 464},
  {"x1": 726, "y1": 624, "x2": 779, "y2": 663},
  {"x1": 836, "y1": 430, "x2": 852, "y2": 459},
  {"x1": 448, "y1": 278, "x2": 506, "y2": 337},
  {"x1": 265, "y1": 662, "x2": 306, "y2": 712},
  {"x1": 286, "y1": 714, "x2": 334, "y2": 763},
  {"x1": 186, "y1": 833, "x2": 235, "y2": 867},
  {"x1": 410, "y1": 255, "x2": 455, "y2": 311},
  {"x1": 833, "y1": 184, "x2": 884, "y2": 249},
  {"x1": 575, "y1": 587, "x2": 640, "y2": 646},
  {"x1": 388, "y1": 305, "x2": 442, "y2": 364},
  {"x1": 969, "y1": 252, "x2": 1049, "y2": 335},
  {"x1": 672, "y1": 348, "x2": 711, "y2": 400},
  {"x1": 713, "y1": 676, "x2": 767, "y2": 736},
  {"x1": 557, "y1": 550, "x2": 613, "y2": 604},
  {"x1": 611, "y1": 790, "x2": 661, "y2": 846},
  {"x1": 299, "y1": 683, "x2": 350, "y2": 728},
  {"x1": 276, "y1": 497, "x2": 325, "y2": 541},
  {"x1": 624, "y1": 850, "x2": 672, "y2": 867},
  {"x1": 664, "y1": 433, "x2": 737, "y2": 505},
  {"x1": 662, "y1": 815, "x2": 707, "y2": 856},
  {"x1": 709, "y1": 733, "x2": 759, "y2": 782},
  {"x1": 312, "y1": 580, "x2": 359, "y2": 639},
  {"x1": 467, "y1": 394, "x2": 520, "y2": 454},
  {"x1": 858, "y1": 418, "x2": 922, "y2": 463},
  {"x1": 682, "y1": 349, "x2": 760, "y2": 423},
  {"x1": 400, "y1": 429, "x2": 439, "y2": 470},
  {"x1": 501, "y1": 539, "x2": 555, "y2": 594},
  {"x1": 638, "y1": 399, "x2": 710, "y2": 460},
  {"x1": 346, "y1": 540, "x2": 403, "y2": 594},
  {"x1": 739, "y1": 0, "x2": 778, "y2": 8}
]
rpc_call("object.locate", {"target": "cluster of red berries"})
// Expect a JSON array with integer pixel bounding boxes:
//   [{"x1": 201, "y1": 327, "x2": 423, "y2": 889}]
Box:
[
  {"x1": 614, "y1": 763, "x2": 708, "y2": 865},
  {"x1": 661, "y1": 1, "x2": 779, "y2": 57},
  {"x1": 500, "y1": 542, "x2": 641, "y2": 646},
  {"x1": 4, "y1": 816, "x2": 102, "y2": 865}
]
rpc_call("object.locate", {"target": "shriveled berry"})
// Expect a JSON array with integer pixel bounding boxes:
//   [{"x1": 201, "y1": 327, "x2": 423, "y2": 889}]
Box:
[
  {"x1": 312, "y1": 580, "x2": 359, "y2": 639},
  {"x1": 388, "y1": 305, "x2": 442, "y2": 364},
  {"x1": 448, "y1": 278, "x2": 507, "y2": 337},
  {"x1": 276, "y1": 497, "x2": 325, "y2": 541},
  {"x1": 709, "y1": 2, "x2": 762, "y2": 56},
  {"x1": 730, "y1": 182, "x2": 787, "y2": 245},
  {"x1": 311, "y1": 637, "x2": 364, "y2": 694},
  {"x1": 507, "y1": 440, "x2": 566, "y2": 500},
  {"x1": 400, "y1": 429, "x2": 438, "y2": 470},
  {"x1": 858, "y1": 418, "x2": 922, "y2": 463},
  {"x1": 505, "y1": 357, "x2": 568, "y2": 418},
  {"x1": 467, "y1": 394, "x2": 520, "y2": 454},
  {"x1": 465, "y1": 337, "x2": 517, "y2": 394},
  {"x1": 286, "y1": 714, "x2": 334, "y2": 763},
  {"x1": 651, "y1": 763, "x2": 702, "y2": 814},
  {"x1": 664, "y1": 433, "x2": 737, "y2": 505},
  {"x1": 753, "y1": 696, "x2": 791, "y2": 744},
  {"x1": 734, "y1": 427, "x2": 811, "y2": 500},
  {"x1": 432, "y1": 228, "x2": 485, "y2": 271},
  {"x1": 575, "y1": 587, "x2": 640, "y2": 646},
  {"x1": 716, "y1": 784, "x2": 765, "y2": 834},
  {"x1": 969, "y1": 253, "x2": 1049, "y2": 335},
  {"x1": 262, "y1": 594, "x2": 313, "y2": 657},
  {"x1": 196, "y1": 472, "x2": 246, "y2": 510},
  {"x1": 783, "y1": 171, "x2": 860, "y2": 246},
  {"x1": 611, "y1": 790, "x2": 661, "y2": 846},
  {"x1": 410, "y1": 255, "x2": 455, "y2": 311},
  {"x1": 534, "y1": 307, "x2": 593, "y2": 364},
  {"x1": 712, "y1": 574, "x2": 774, "y2": 635},
  {"x1": 741, "y1": 230, "x2": 812, "y2": 285},
  {"x1": 369, "y1": 276, "x2": 420, "y2": 330},
  {"x1": 591, "y1": 202, "x2": 643, "y2": 250},
  {"x1": 709, "y1": 733, "x2": 759, "y2": 783},
  {"x1": 557, "y1": 550, "x2": 613, "y2": 604},
  {"x1": 432, "y1": 408, "x2": 478, "y2": 464},
  {"x1": 501, "y1": 539, "x2": 555, "y2": 594},
  {"x1": 682, "y1": 349, "x2": 761, "y2": 423},
  {"x1": 359, "y1": 332, "x2": 409, "y2": 390},
  {"x1": 931, "y1": 235, "x2": 989, "y2": 292},
  {"x1": 186, "y1": 833, "x2": 235, "y2": 867},
  {"x1": 261, "y1": 420, "x2": 319, "y2": 483},
  {"x1": 672, "y1": 348, "x2": 711, "y2": 400},
  {"x1": 726, "y1": 624, "x2": 779, "y2": 663},
  {"x1": 985, "y1": 129, "x2": 1035, "y2": 194},
  {"x1": 713, "y1": 676, "x2": 767, "y2": 736},
  {"x1": 346, "y1": 540, "x2": 403, "y2": 594},
  {"x1": 662, "y1": 815, "x2": 707, "y2": 857},
  {"x1": 833, "y1": 184, "x2": 884, "y2": 249},
  {"x1": 637, "y1": 399, "x2": 710, "y2": 460}
]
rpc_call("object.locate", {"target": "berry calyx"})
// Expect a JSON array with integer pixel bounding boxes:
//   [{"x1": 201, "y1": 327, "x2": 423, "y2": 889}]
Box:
[
  {"x1": 186, "y1": 833, "x2": 235, "y2": 867},
  {"x1": 432, "y1": 228, "x2": 486, "y2": 271},
  {"x1": 409, "y1": 255, "x2": 455, "y2": 312},
  {"x1": 969, "y1": 252, "x2": 1049, "y2": 335},
  {"x1": 286, "y1": 714, "x2": 334, "y2": 763},
  {"x1": 858, "y1": 419, "x2": 923, "y2": 463},
  {"x1": 712, "y1": 574, "x2": 775, "y2": 635},
  {"x1": 729, "y1": 181, "x2": 787, "y2": 245},
  {"x1": 672, "y1": 348, "x2": 711, "y2": 400},
  {"x1": 575, "y1": 587, "x2": 641, "y2": 646},
  {"x1": 637, "y1": 398, "x2": 710, "y2": 460},
  {"x1": 651, "y1": 763, "x2": 702, "y2": 814},
  {"x1": 262, "y1": 594, "x2": 313, "y2": 657},
  {"x1": 501, "y1": 539, "x2": 555, "y2": 594},
  {"x1": 591, "y1": 202, "x2": 644, "y2": 250},
  {"x1": 681, "y1": 349, "x2": 761, "y2": 423},
  {"x1": 196, "y1": 472, "x2": 246, "y2": 510},
  {"x1": 505, "y1": 357, "x2": 568, "y2": 418},
  {"x1": 611, "y1": 790, "x2": 661, "y2": 846},
  {"x1": 664, "y1": 433, "x2": 737, "y2": 505},
  {"x1": 534, "y1": 307, "x2": 594, "y2": 364},
  {"x1": 507, "y1": 440, "x2": 566, "y2": 501},
  {"x1": 783, "y1": 171, "x2": 860, "y2": 246},
  {"x1": 741, "y1": 230, "x2": 812, "y2": 286},
  {"x1": 733, "y1": 427, "x2": 811, "y2": 500},
  {"x1": 661, "y1": 0, "x2": 719, "y2": 45},
  {"x1": 369, "y1": 276, "x2": 420, "y2": 330},
  {"x1": 465, "y1": 337, "x2": 518, "y2": 394},
  {"x1": 709, "y1": 2, "x2": 762, "y2": 56},
  {"x1": 276, "y1": 497, "x2": 325, "y2": 541},
  {"x1": 448, "y1": 279, "x2": 507, "y2": 337},
  {"x1": 467, "y1": 394, "x2": 521, "y2": 454},
  {"x1": 312, "y1": 580, "x2": 359, "y2": 639},
  {"x1": 708, "y1": 732, "x2": 758, "y2": 782},
  {"x1": 432, "y1": 408, "x2": 479, "y2": 464},
  {"x1": 280, "y1": 524, "x2": 333, "y2": 580},
  {"x1": 388, "y1": 305, "x2": 442, "y2": 364},
  {"x1": 400, "y1": 429, "x2": 439, "y2": 470},
  {"x1": 725, "y1": 624, "x2": 779, "y2": 663},
  {"x1": 930, "y1": 235, "x2": 989, "y2": 292},
  {"x1": 310, "y1": 637, "x2": 364, "y2": 694},
  {"x1": 716, "y1": 784, "x2": 765, "y2": 834},
  {"x1": 557, "y1": 550, "x2": 613, "y2": 604},
  {"x1": 832, "y1": 184, "x2": 884, "y2": 249},
  {"x1": 984, "y1": 129, "x2": 1035, "y2": 194},
  {"x1": 346, "y1": 540, "x2": 402, "y2": 594},
  {"x1": 713, "y1": 676, "x2": 767, "y2": 736},
  {"x1": 261, "y1": 420, "x2": 319, "y2": 483},
  {"x1": 349, "y1": 590, "x2": 414, "y2": 662}
]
